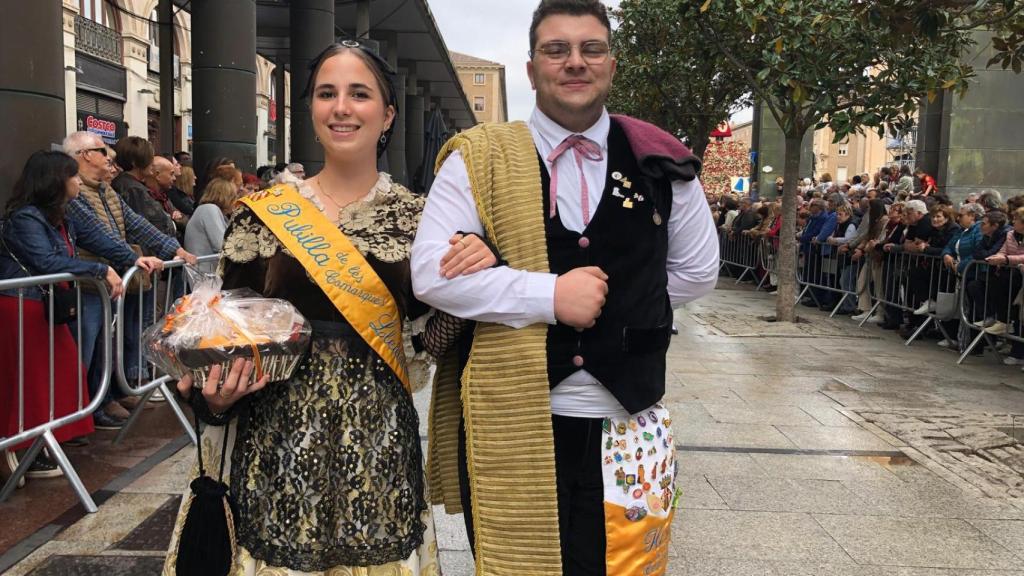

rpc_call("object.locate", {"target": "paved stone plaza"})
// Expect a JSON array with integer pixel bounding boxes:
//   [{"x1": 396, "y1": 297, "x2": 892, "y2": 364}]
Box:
[{"x1": 5, "y1": 280, "x2": 1024, "y2": 575}]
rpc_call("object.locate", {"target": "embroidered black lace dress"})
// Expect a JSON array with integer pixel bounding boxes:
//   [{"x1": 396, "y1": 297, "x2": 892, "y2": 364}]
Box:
[{"x1": 193, "y1": 176, "x2": 429, "y2": 571}]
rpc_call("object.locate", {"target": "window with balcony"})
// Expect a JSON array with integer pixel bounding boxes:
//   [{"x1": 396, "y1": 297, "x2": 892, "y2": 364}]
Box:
[
  {"x1": 474, "y1": 73, "x2": 486, "y2": 85},
  {"x1": 838, "y1": 145, "x2": 849, "y2": 157},
  {"x1": 80, "y1": 0, "x2": 116, "y2": 28},
  {"x1": 474, "y1": 96, "x2": 485, "y2": 112},
  {"x1": 75, "y1": 0, "x2": 121, "y2": 64}
]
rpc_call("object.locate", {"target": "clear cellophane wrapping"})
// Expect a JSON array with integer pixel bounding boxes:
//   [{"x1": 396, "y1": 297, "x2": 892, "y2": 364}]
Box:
[{"x1": 143, "y1": 267, "x2": 312, "y2": 388}]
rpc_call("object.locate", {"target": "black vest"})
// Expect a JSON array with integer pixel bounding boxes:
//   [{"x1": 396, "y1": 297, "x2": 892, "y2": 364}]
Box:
[{"x1": 541, "y1": 120, "x2": 674, "y2": 414}]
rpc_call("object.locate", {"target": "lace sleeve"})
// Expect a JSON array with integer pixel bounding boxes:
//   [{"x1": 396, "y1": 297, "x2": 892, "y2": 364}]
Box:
[{"x1": 414, "y1": 311, "x2": 470, "y2": 358}]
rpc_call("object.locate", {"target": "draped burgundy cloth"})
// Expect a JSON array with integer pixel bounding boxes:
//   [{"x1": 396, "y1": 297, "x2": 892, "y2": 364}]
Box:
[{"x1": 611, "y1": 114, "x2": 702, "y2": 182}]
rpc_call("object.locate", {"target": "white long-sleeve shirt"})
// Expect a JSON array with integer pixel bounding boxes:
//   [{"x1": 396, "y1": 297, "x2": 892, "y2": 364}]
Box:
[{"x1": 411, "y1": 107, "x2": 720, "y2": 418}]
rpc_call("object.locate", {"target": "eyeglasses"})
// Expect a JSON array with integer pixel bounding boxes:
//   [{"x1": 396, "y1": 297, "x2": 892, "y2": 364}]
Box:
[
  {"x1": 531, "y1": 41, "x2": 610, "y2": 64},
  {"x1": 79, "y1": 147, "x2": 108, "y2": 157}
]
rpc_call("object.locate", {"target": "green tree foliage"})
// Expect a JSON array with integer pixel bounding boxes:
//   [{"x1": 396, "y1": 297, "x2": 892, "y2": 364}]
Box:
[
  {"x1": 607, "y1": 0, "x2": 751, "y2": 159},
  {"x1": 683, "y1": 0, "x2": 1022, "y2": 322}
]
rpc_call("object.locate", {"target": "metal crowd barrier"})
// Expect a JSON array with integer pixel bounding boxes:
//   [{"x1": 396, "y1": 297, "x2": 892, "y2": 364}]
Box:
[
  {"x1": 718, "y1": 231, "x2": 760, "y2": 284},
  {"x1": 719, "y1": 231, "x2": 776, "y2": 290},
  {"x1": 847, "y1": 250, "x2": 953, "y2": 346},
  {"x1": 755, "y1": 237, "x2": 779, "y2": 291},
  {"x1": 957, "y1": 259, "x2": 1024, "y2": 364},
  {"x1": 0, "y1": 274, "x2": 111, "y2": 513},
  {"x1": 795, "y1": 243, "x2": 862, "y2": 318},
  {"x1": 719, "y1": 228, "x2": 1024, "y2": 370},
  {"x1": 113, "y1": 255, "x2": 219, "y2": 446}
]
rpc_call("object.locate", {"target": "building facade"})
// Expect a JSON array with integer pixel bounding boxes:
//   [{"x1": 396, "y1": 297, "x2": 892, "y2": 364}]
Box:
[
  {"x1": 451, "y1": 51, "x2": 507, "y2": 124},
  {"x1": 2, "y1": 0, "x2": 477, "y2": 206},
  {"x1": 812, "y1": 127, "x2": 895, "y2": 184},
  {"x1": 62, "y1": 0, "x2": 292, "y2": 164}
]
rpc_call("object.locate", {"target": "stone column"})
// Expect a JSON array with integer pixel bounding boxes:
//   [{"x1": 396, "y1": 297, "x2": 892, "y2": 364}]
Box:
[
  {"x1": 123, "y1": 35, "x2": 151, "y2": 138},
  {"x1": 751, "y1": 103, "x2": 813, "y2": 200},
  {"x1": 0, "y1": 0, "x2": 65, "y2": 207},
  {"x1": 62, "y1": 4, "x2": 78, "y2": 137},
  {"x1": 158, "y1": 0, "x2": 174, "y2": 155},
  {"x1": 405, "y1": 75, "x2": 425, "y2": 189},
  {"x1": 290, "y1": 0, "x2": 335, "y2": 176},
  {"x1": 375, "y1": 33, "x2": 406, "y2": 184},
  {"x1": 356, "y1": 0, "x2": 371, "y2": 40},
  {"x1": 915, "y1": 95, "x2": 945, "y2": 182},
  {"x1": 914, "y1": 31, "x2": 1024, "y2": 201},
  {"x1": 275, "y1": 58, "x2": 287, "y2": 164},
  {"x1": 192, "y1": 0, "x2": 257, "y2": 175}
]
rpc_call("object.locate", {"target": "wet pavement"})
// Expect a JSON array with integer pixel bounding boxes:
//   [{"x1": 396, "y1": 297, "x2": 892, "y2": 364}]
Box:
[{"x1": 4, "y1": 278, "x2": 1024, "y2": 575}]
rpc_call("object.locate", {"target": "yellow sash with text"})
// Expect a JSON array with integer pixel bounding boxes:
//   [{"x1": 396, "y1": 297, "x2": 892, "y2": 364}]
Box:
[{"x1": 240, "y1": 185, "x2": 410, "y2": 391}]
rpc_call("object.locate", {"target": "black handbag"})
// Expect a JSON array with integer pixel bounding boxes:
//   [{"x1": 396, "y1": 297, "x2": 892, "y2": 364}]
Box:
[
  {"x1": 174, "y1": 408, "x2": 237, "y2": 576},
  {"x1": 42, "y1": 283, "x2": 78, "y2": 325},
  {"x1": 0, "y1": 222, "x2": 78, "y2": 325}
]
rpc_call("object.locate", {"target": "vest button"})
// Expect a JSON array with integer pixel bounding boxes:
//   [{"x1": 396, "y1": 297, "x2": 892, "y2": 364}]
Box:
[
  {"x1": 578, "y1": 236, "x2": 591, "y2": 249},
  {"x1": 572, "y1": 355, "x2": 585, "y2": 368}
]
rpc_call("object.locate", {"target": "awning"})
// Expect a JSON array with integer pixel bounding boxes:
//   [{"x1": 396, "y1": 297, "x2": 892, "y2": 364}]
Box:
[{"x1": 246, "y1": 0, "x2": 476, "y2": 131}]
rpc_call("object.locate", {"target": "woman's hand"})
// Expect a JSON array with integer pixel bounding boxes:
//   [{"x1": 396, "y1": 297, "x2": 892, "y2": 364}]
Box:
[
  {"x1": 105, "y1": 266, "x2": 124, "y2": 299},
  {"x1": 175, "y1": 358, "x2": 269, "y2": 413},
  {"x1": 439, "y1": 233, "x2": 498, "y2": 279}
]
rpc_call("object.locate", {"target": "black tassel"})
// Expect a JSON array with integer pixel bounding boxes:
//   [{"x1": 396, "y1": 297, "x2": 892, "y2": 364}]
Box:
[{"x1": 176, "y1": 476, "x2": 237, "y2": 576}]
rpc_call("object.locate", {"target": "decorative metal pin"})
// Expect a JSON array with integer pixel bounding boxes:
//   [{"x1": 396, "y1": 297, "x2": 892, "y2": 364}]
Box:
[
  {"x1": 622, "y1": 179, "x2": 632, "y2": 189},
  {"x1": 623, "y1": 198, "x2": 634, "y2": 209},
  {"x1": 653, "y1": 210, "x2": 663, "y2": 225},
  {"x1": 612, "y1": 171, "x2": 624, "y2": 181}
]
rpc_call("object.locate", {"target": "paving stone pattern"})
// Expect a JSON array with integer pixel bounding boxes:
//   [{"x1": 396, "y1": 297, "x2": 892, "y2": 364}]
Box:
[
  {"x1": 855, "y1": 409, "x2": 1024, "y2": 499},
  {"x1": 9, "y1": 280, "x2": 1024, "y2": 575}
]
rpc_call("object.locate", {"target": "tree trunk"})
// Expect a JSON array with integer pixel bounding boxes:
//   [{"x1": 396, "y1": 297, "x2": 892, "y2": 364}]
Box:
[
  {"x1": 690, "y1": 134, "x2": 711, "y2": 162},
  {"x1": 775, "y1": 133, "x2": 803, "y2": 322}
]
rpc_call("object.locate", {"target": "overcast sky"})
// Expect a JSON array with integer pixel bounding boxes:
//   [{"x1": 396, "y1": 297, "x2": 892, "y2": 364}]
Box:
[
  {"x1": 427, "y1": 0, "x2": 753, "y2": 127},
  {"x1": 427, "y1": 0, "x2": 620, "y2": 122}
]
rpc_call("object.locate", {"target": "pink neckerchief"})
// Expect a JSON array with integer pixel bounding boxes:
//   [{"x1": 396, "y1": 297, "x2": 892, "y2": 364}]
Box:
[{"x1": 546, "y1": 134, "x2": 603, "y2": 227}]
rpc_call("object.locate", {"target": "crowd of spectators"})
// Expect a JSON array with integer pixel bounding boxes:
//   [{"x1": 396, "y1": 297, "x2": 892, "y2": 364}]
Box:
[
  {"x1": 712, "y1": 166, "x2": 1024, "y2": 368},
  {"x1": 0, "y1": 133, "x2": 307, "y2": 487}
]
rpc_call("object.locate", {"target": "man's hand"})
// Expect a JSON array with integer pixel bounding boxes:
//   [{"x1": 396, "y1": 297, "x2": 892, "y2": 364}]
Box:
[
  {"x1": 171, "y1": 210, "x2": 184, "y2": 222},
  {"x1": 943, "y1": 254, "x2": 955, "y2": 269},
  {"x1": 883, "y1": 243, "x2": 895, "y2": 253},
  {"x1": 851, "y1": 248, "x2": 862, "y2": 262},
  {"x1": 174, "y1": 248, "x2": 198, "y2": 266},
  {"x1": 105, "y1": 266, "x2": 124, "y2": 299},
  {"x1": 554, "y1": 267, "x2": 608, "y2": 329},
  {"x1": 134, "y1": 256, "x2": 165, "y2": 274}
]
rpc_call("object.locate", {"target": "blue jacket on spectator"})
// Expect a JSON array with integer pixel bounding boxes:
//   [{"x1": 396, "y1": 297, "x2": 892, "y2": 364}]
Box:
[
  {"x1": 800, "y1": 211, "x2": 827, "y2": 252},
  {"x1": 0, "y1": 205, "x2": 134, "y2": 299},
  {"x1": 942, "y1": 221, "x2": 982, "y2": 275},
  {"x1": 974, "y1": 223, "x2": 1012, "y2": 260},
  {"x1": 816, "y1": 210, "x2": 838, "y2": 256}
]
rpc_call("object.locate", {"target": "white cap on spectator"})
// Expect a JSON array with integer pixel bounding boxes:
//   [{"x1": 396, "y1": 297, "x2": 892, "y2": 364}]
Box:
[{"x1": 905, "y1": 199, "x2": 927, "y2": 214}]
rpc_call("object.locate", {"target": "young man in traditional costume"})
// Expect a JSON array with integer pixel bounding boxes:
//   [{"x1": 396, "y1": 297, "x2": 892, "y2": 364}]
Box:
[{"x1": 411, "y1": 1, "x2": 720, "y2": 574}]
